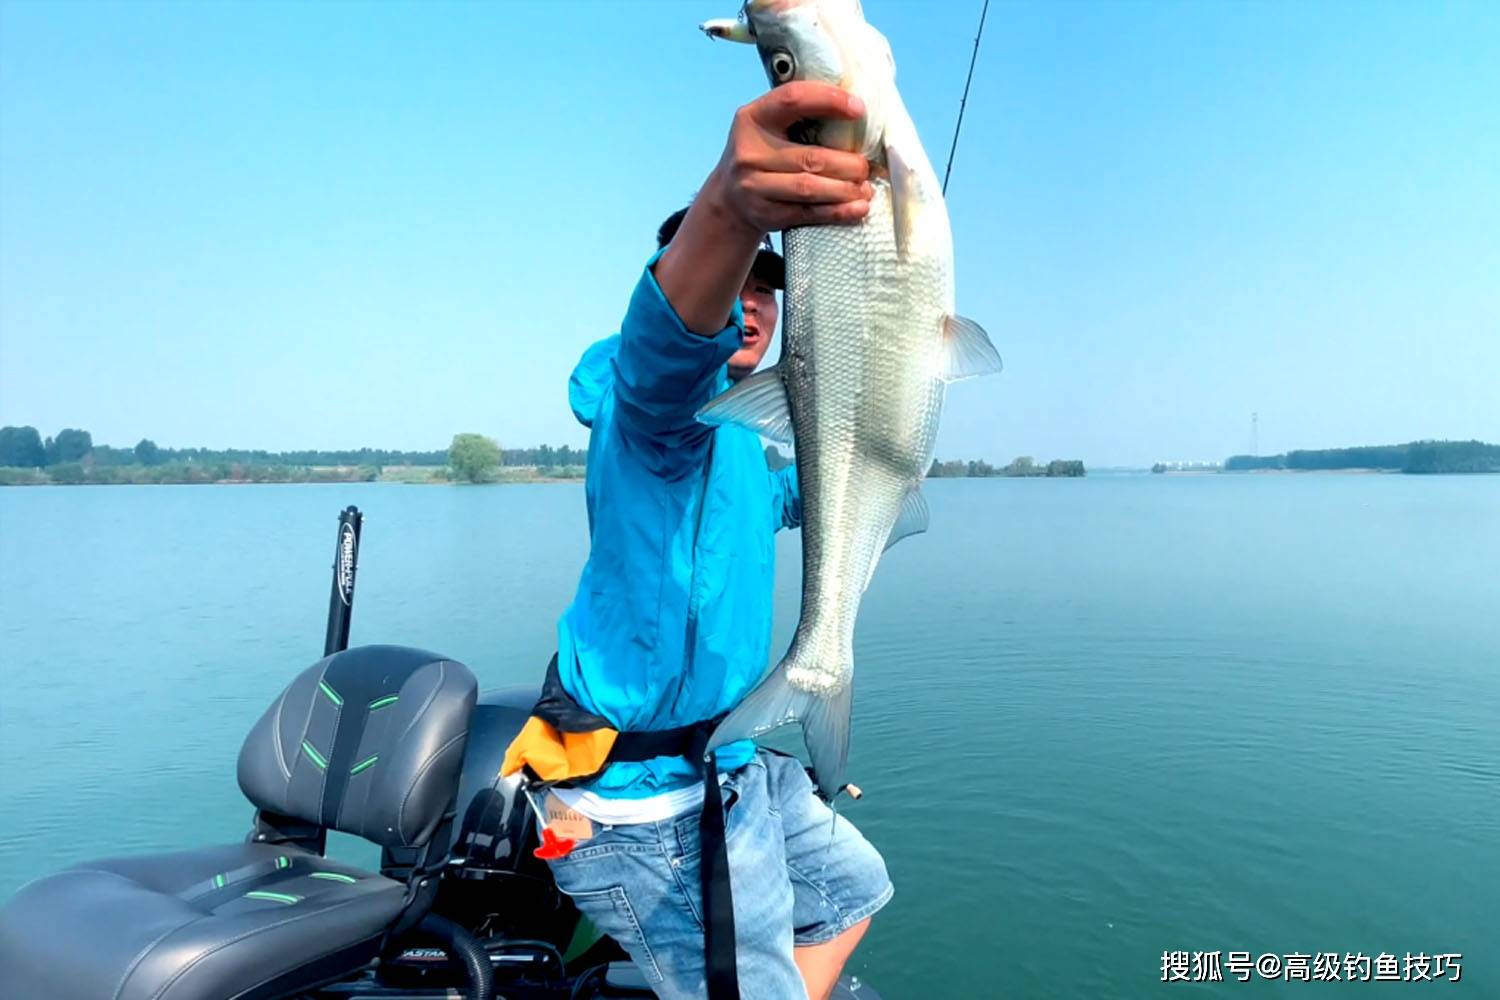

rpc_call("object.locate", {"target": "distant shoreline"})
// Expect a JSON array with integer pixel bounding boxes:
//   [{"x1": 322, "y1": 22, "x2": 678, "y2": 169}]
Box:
[
  {"x1": 0, "y1": 465, "x2": 586, "y2": 487},
  {"x1": 1222, "y1": 440, "x2": 1499, "y2": 475},
  {"x1": 1223, "y1": 468, "x2": 1394, "y2": 475},
  {"x1": 9, "y1": 465, "x2": 1499, "y2": 486}
]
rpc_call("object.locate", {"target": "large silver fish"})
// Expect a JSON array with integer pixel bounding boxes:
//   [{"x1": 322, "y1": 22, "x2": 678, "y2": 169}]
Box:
[{"x1": 699, "y1": 0, "x2": 1002, "y2": 798}]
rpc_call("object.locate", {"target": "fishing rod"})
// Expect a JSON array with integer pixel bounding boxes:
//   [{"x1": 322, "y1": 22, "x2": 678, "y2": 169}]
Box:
[{"x1": 942, "y1": 0, "x2": 991, "y2": 195}]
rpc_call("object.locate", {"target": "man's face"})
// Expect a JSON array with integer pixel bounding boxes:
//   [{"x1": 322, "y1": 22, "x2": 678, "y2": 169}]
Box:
[{"x1": 728, "y1": 272, "x2": 779, "y2": 380}]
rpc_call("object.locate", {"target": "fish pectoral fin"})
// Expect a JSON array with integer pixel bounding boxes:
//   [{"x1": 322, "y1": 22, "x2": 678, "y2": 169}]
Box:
[
  {"x1": 941, "y1": 314, "x2": 1004, "y2": 382},
  {"x1": 885, "y1": 139, "x2": 917, "y2": 260},
  {"x1": 695, "y1": 366, "x2": 795, "y2": 444}
]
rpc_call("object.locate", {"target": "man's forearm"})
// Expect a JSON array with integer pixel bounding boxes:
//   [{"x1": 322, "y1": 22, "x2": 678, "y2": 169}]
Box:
[{"x1": 652, "y1": 170, "x2": 763, "y2": 336}]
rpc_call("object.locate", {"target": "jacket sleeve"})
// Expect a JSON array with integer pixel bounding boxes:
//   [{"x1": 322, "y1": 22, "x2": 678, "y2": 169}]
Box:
[
  {"x1": 612, "y1": 249, "x2": 744, "y2": 459},
  {"x1": 769, "y1": 463, "x2": 802, "y2": 531}
]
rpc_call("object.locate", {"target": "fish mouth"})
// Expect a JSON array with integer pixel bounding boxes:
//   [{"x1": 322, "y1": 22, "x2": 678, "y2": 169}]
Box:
[{"x1": 700, "y1": 17, "x2": 753, "y2": 43}]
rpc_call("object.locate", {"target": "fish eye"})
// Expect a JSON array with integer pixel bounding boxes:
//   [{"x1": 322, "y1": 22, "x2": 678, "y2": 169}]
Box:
[{"x1": 770, "y1": 49, "x2": 796, "y2": 83}]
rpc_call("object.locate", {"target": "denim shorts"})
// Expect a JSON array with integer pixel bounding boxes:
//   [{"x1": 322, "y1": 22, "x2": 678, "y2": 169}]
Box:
[{"x1": 544, "y1": 750, "x2": 893, "y2": 999}]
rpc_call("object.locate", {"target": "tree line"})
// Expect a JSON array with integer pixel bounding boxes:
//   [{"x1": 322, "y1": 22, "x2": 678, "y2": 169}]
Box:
[
  {"x1": 3, "y1": 423, "x2": 1092, "y2": 485},
  {"x1": 0, "y1": 425, "x2": 589, "y2": 472},
  {"x1": 1224, "y1": 440, "x2": 1499, "y2": 474},
  {"x1": 928, "y1": 456, "x2": 1086, "y2": 478},
  {"x1": 764, "y1": 446, "x2": 1087, "y2": 479},
  {"x1": 0, "y1": 426, "x2": 454, "y2": 470}
]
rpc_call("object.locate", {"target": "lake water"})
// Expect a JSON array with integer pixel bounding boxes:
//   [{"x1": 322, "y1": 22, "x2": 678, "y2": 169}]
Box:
[{"x1": 2, "y1": 475, "x2": 1497, "y2": 997}]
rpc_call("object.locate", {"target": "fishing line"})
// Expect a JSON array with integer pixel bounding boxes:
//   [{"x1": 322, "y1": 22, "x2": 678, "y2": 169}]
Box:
[{"x1": 941, "y1": 0, "x2": 991, "y2": 195}]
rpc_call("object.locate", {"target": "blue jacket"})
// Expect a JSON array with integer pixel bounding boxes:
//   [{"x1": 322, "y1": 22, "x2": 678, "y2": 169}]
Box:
[{"x1": 556, "y1": 251, "x2": 802, "y2": 798}]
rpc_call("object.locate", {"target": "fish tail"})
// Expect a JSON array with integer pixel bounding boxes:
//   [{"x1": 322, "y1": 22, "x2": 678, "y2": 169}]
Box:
[
  {"x1": 710, "y1": 648, "x2": 853, "y2": 802},
  {"x1": 798, "y1": 675, "x2": 854, "y2": 802}
]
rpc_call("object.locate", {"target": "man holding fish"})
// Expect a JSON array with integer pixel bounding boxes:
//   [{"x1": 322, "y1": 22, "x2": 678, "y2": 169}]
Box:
[
  {"x1": 504, "y1": 2, "x2": 1000, "y2": 998},
  {"x1": 519, "y1": 75, "x2": 889, "y2": 999}
]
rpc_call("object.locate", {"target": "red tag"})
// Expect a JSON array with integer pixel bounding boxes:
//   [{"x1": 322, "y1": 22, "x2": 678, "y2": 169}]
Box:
[{"x1": 533, "y1": 826, "x2": 576, "y2": 860}]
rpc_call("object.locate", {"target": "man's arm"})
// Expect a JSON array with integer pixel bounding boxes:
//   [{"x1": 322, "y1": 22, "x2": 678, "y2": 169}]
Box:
[
  {"x1": 608, "y1": 253, "x2": 745, "y2": 457},
  {"x1": 611, "y1": 82, "x2": 872, "y2": 451}
]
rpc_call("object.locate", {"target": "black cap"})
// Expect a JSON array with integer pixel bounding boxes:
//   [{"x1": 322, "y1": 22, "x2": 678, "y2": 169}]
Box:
[{"x1": 656, "y1": 207, "x2": 785, "y2": 290}]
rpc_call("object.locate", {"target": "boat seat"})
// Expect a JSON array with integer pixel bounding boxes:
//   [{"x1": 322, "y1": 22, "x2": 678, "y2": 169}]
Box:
[
  {"x1": 0, "y1": 645, "x2": 476, "y2": 1000},
  {"x1": 1, "y1": 845, "x2": 404, "y2": 1000}
]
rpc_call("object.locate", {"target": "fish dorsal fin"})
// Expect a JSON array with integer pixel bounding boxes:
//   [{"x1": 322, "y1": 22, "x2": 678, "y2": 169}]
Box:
[
  {"x1": 941, "y1": 315, "x2": 1003, "y2": 382},
  {"x1": 885, "y1": 486, "x2": 930, "y2": 552},
  {"x1": 695, "y1": 366, "x2": 794, "y2": 444}
]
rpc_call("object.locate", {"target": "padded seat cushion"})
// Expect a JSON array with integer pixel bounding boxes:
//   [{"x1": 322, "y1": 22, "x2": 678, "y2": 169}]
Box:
[{"x1": 0, "y1": 843, "x2": 403, "y2": 1000}]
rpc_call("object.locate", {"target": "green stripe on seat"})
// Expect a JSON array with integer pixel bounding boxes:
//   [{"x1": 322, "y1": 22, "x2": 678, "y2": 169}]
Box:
[
  {"x1": 318, "y1": 680, "x2": 343, "y2": 706},
  {"x1": 301, "y1": 740, "x2": 328, "y2": 770},
  {"x1": 276, "y1": 856, "x2": 289, "y2": 870},
  {"x1": 213, "y1": 874, "x2": 226, "y2": 889},
  {"x1": 310, "y1": 872, "x2": 358, "y2": 884},
  {"x1": 349, "y1": 754, "x2": 379, "y2": 776},
  {"x1": 244, "y1": 890, "x2": 300, "y2": 905},
  {"x1": 367, "y1": 695, "x2": 399, "y2": 710}
]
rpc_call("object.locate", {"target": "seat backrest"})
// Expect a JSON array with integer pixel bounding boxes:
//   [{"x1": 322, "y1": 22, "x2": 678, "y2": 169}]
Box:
[{"x1": 238, "y1": 645, "x2": 477, "y2": 850}]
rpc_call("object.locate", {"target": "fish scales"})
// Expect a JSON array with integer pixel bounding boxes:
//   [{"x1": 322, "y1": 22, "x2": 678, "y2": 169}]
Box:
[{"x1": 783, "y1": 180, "x2": 948, "y2": 699}]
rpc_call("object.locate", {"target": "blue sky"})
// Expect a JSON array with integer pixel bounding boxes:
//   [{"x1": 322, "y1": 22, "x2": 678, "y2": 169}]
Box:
[{"x1": 1, "y1": 0, "x2": 1496, "y2": 468}]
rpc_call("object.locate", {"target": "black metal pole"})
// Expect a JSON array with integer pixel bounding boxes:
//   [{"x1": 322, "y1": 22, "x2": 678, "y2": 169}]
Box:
[{"x1": 324, "y1": 506, "x2": 363, "y2": 656}]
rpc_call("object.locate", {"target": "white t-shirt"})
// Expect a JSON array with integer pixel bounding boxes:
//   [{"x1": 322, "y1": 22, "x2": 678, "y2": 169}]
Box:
[{"x1": 554, "y1": 773, "x2": 727, "y2": 825}]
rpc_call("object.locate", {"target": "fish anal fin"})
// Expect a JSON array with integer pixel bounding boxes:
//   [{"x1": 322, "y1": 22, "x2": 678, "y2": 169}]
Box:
[
  {"x1": 884, "y1": 487, "x2": 930, "y2": 552},
  {"x1": 941, "y1": 315, "x2": 1003, "y2": 382},
  {"x1": 861, "y1": 487, "x2": 928, "y2": 592},
  {"x1": 695, "y1": 366, "x2": 794, "y2": 444}
]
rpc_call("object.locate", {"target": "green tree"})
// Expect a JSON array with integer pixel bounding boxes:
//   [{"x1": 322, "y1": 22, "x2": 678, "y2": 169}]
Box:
[
  {"x1": 448, "y1": 433, "x2": 502, "y2": 483},
  {"x1": 1004, "y1": 456, "x2": 1038, "y2": 477},
  {"x1": 135, "y1": 438, "x2": 163, "y2": 466},
  {"x1": 0, "y1": 426, "x2": 46, "y2": 467},
  {"x1": 46, "y1": 428, "x2": 93, "y2": 465}
]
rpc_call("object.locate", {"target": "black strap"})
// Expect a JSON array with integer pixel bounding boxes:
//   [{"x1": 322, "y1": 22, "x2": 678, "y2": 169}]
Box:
[
  {"x1": 610, "y1": 723, "x2": 715, "y2": 763},
  {"x1": 180, "y1": 853, "x2": 294, "y2": 905},
  {"x1": 689, "y1": 732, "x2": 740, "y2": 1000},
  {"x1": 531, "y1": 653, "x2": 726, "y2": 770},
  {"x1": 315, "y1": 658, "x2": 378, "y2": 828},
  {"x1": 529, "y1": 653, "x2": 740, "y2": 997}
]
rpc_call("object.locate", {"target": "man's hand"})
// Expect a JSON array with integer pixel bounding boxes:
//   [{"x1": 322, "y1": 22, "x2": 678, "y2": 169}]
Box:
[
  {"x1": 712, "y1": 81, "x2": 873, "y2": 233},
  {"x1": 655, "y1": 82, "x2": 872, "y2": 336}
]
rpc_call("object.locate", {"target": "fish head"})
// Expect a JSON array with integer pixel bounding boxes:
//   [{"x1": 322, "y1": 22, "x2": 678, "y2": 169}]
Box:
[{"x1": 702, "y1": 0, "x2": 894, "y2": 161}]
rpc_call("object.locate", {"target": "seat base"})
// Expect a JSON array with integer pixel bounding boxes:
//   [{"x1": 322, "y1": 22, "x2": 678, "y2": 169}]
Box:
[{"x1": 0, "y1": 843, "x2": 406, "y2": 1000}]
